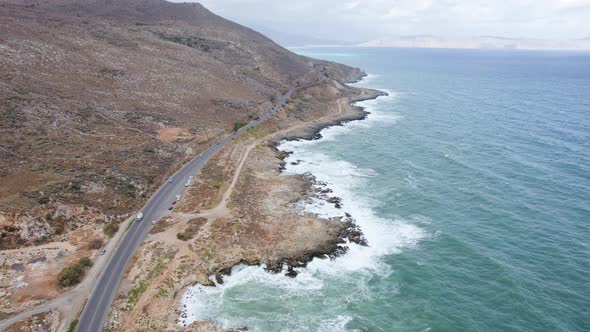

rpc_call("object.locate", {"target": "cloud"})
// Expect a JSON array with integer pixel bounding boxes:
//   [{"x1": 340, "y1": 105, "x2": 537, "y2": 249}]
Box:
[{"x1": 168, "y1": 0, "x2": 590, "y2": 42}]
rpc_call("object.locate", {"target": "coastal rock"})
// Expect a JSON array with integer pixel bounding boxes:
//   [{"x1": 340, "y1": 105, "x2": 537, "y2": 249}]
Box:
[
  {"x1": 326, "y1": 196, "x2": 342, "y2": 208},
  {"x1": 285, "y1": 266, "x2": 298, "y2": 278}
]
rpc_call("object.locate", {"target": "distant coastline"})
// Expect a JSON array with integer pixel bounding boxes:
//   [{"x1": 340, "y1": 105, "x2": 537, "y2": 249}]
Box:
[{"x1": 288, "y1": 35, "x2": 590, "y2": 51}]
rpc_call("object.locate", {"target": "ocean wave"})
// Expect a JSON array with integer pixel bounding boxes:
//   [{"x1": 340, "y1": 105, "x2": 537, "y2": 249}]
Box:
[
  {"x1": 179, "y1": 75, "x2": 427, "y2": 330},
  {"x1": 318, "y1": 315, "x2": 354, "y2": 332},
  {"x1": 278, "y1": 148, "x2": 426, "y2": 273}
]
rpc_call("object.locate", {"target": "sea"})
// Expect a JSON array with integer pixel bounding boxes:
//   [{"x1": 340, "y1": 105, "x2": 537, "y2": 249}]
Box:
[{"x1": 180, "y1": 47, "x2": 590, "y2": 331}]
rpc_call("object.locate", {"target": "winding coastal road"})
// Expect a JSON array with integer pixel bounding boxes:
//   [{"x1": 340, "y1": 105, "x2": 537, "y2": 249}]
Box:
[{"x1": 75, "y1": 89, "x2": 293, "y2": 332}]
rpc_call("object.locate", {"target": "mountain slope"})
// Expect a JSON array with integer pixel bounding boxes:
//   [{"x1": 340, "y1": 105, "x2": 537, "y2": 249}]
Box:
[{"x1": 0, "y1": 0, "x2": 362, "y2": 249}]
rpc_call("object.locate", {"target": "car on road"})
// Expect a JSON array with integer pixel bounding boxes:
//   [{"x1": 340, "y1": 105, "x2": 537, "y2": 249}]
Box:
[
  {"x1": 172, "y1": 200, "x2": 177, "y2": 205},
  {"x1": 168, "y1": 206, "x2": 173, "y2": 210},
  {"x1": 169, "y1": 178, "x2": 174, "y2": 183},
  {"x1": 136, "y1": 212, "x2": 143, "y2": 221},
  {"x1": 100, "y1": 249, "x2": 106, "y2": 255},
  {"x1": 151, "y1": 220, "x2": 157, "y2": 225}
]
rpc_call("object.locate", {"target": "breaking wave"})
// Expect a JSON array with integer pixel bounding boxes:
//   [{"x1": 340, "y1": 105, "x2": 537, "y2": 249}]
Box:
[{"x1": 179, "y1": 76, "x2": 426, "y2": 331}]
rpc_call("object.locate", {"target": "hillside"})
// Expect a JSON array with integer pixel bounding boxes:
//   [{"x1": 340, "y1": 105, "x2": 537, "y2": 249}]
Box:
[{"x1": 0, "y1": 0, "x2": 362, "y2": 249}]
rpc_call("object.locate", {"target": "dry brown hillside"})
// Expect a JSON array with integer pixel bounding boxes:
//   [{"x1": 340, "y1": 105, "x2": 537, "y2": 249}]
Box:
[{"x1": 0, "y1": 0, "x2": 363, "y2": 249}]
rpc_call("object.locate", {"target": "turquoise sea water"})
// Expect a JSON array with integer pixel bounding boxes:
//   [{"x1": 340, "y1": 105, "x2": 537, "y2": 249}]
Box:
[{"x1": 181, "y1": 48, "x2": 590, "y2": 331}]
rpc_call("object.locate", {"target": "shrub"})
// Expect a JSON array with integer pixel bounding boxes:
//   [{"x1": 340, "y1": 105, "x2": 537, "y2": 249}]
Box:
[
  {"x1": 67, "y1": 319, "x2": 79, "y2": 332},
  {"x1": 54, "y1": 224, "x2": 65, "y2": 235},
  {"x1": 78, "y1": 257, "x2": 92, "y2": 268},
  {"x1": 211, "y1": 180, "x2": 223, "y2": 189},
  {"x1": 38, "y1": 197, "x2": 50, "y2": 205},
  {"x1": 58, "y1": 257, "x2": 93, "y2": 288},
  {"x1": 233, "y1": 121, "x2": 247, "y2": 132},
  {"x1": 69, "y1": 181, "x2": 81, "y2": 191},
  {"x1": 103, "y1": 223, "x2": 119, "y2": 237},
  {"x1": 176, "y1": 218, "x2": 206, "y2": 241},
  {"x1": 87, "y1": 238, "x2": 103, "y2": 250},
  {"x1": 125, "y1": 280, "x2": 149, "y2": 310},
  {"x1": 45, "y1": 213, "x2": 53, "y2": 220}
]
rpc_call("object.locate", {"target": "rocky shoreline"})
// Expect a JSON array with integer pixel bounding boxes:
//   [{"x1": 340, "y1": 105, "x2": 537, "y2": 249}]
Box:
[
  {"x1": 103, "y1": 71, "x2": 389, "y2": 331},
  {"x1": 261, "y1": 86, "x2": 386, "y2": 279},
  {"x1": 204, "y1": 79, "x2": 386, "y2": 282},
  {"x1": 278, "y1": 89, "x2": 388, "y2": 142}
]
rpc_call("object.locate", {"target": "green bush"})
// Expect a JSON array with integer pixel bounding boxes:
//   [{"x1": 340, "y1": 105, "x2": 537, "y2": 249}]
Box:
[
  {"x1": 38, "y1": 196, "x2": 50, "y2": 205},
  {"x1": 233, "y1": 121, "x2": 247, "y2": 132},
  {"x1": 58, "y1": 257, "x2": 93, "y2": 288},
  {"x1": 103, "y1": 223, "x2": 119, "y2": 237},
  {"x1": 67, "y1": 319, "x2": 79, "y2": 332},
  {"x1": 211, "y1": 180, "x2": 223, "y2": 189},
  {"x1": 87, "y1": 238, "x2": 103, "y2": 250},
  {"x1": 78, "y1": 257, "x2": 92, "y2": 268},
  {"x1": 54, "y1": 224, "x2": 65, "y2": 235}
]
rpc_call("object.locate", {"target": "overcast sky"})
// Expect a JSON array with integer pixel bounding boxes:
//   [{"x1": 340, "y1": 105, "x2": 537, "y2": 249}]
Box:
[{"x1": 170, "y1": 0, "x2": 590, "y2": 43}]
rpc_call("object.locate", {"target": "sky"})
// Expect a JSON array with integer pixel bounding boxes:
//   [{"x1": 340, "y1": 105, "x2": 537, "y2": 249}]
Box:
[{"x1": 168, "y1": 0, "x2": 590, "y2": 43}]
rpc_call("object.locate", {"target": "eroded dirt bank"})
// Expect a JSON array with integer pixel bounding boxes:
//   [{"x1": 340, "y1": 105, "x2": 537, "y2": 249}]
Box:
[{"x1": 104, "y1": 77, "x2": 384, "y2": 331}]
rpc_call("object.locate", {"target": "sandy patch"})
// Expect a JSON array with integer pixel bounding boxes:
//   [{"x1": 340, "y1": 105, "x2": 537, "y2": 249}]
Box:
[{"x1": 157, "y1": 128, "x2": 207, "y2": 143}]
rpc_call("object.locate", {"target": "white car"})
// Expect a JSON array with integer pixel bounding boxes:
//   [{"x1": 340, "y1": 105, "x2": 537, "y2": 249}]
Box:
[
  {"x1": 136, "y1": 212, "x2": 143, "y2": 221},
  {"x1": 151, "y1": 220, "x2": 157, "y2": 225}
]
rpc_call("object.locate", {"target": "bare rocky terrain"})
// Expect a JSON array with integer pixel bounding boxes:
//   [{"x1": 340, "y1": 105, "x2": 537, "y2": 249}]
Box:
[
  {"x1": 0, "y1": 0, "x2": 369, "y2": 330},
  {"x1": 105, "y1": 79, "x2": 382, "y2": 331},
  {"x1": 0, "y1": 0, "x2": 362, "y2": 250}
]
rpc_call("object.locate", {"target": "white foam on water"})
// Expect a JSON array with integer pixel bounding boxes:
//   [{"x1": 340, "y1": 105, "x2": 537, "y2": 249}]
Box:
[
  {"x1": 350, "y1": 73, "x2": 379, "y2": 86},
  {"x1": 279, "y1": 147, "x2": 425, "y2": 276},
  {"x1": 179, "y1": 265, "x2": 327, "y2": 327},
  {"x1": 179, "y1": 77, "x2": 427, "y2": 330},
  {"x1": 318, "y1": 315, "x2": 354, "y2": 332}
]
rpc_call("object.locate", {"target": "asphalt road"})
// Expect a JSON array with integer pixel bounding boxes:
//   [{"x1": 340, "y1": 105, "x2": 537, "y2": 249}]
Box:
[{"x1": 75, "y1": 89, "x2": 293, "y2": 332}]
